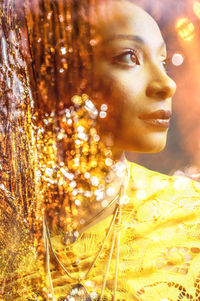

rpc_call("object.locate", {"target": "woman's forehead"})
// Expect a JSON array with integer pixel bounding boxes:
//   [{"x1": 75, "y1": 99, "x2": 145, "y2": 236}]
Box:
[{"x1": 90, "y1": 1, "x2": 164, "y2": 50}]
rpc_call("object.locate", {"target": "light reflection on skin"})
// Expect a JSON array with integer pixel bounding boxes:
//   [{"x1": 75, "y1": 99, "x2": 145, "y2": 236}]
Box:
[{"x1": 91, "y1": 1, "x2": 176, "y2": 161}]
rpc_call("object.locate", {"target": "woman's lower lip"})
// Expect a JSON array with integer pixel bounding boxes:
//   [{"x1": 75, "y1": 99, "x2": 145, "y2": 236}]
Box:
[{"x1": 142, "y1": 119, "x2": 170, "y2": 128}]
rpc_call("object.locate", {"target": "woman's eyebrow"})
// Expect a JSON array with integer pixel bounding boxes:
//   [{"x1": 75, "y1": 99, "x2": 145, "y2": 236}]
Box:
[
  {"x1": 102, "y1": 34, "x2": 145, "y2": 45},
  {"x1": 101, "y1": 34, "x2": 166, "y2": 51}
]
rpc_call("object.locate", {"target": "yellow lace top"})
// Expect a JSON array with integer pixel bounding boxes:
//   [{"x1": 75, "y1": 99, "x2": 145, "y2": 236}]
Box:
[{"x1": 3, "y1": 161, "x2": 200, "y2": 301}]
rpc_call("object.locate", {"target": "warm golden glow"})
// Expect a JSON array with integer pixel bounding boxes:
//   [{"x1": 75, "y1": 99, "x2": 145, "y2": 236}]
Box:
[
  {"x1": 176, "y1": 18, "x2": 195, "y2": 41},
  {"x1": 193, "y1": 1, "x2": 200, "y2": 19}
]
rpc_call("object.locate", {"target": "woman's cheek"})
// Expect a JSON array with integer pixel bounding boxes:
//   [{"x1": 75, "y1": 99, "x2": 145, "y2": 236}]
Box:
[
  {"x1": 108, "y1": 69, "x2": 145, "y2": 100},
  {"x1": 94, "y1": 61, "x2": 145, "y2": 111}
]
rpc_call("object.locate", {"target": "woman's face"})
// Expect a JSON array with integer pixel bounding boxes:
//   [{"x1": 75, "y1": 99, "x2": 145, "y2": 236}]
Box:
[{"x1": 91, "y1": 1, "x2": 176, "y2": 154}]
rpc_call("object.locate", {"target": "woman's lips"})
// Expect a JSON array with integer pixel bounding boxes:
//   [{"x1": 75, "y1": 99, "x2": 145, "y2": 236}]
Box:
[
  {"x1": 139, "y1": 110, "x2": 172, "y2": 128},
  {"x1": 141, "y1": 119, "x2": 170, "y2": 128}
]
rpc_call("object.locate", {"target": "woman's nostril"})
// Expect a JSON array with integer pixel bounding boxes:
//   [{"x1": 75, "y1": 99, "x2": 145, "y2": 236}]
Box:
[
  {"x1": 158, "y1": 89, "x2": 171, "y2": 99},
  {"x1": 146, "y1": 79, "x2": 176, "y2": 99}
]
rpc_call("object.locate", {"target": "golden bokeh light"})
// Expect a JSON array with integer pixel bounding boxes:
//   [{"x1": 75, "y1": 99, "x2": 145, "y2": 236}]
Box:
[
  {"x1": 176, "y1": 18, "x2": 195, "y2": 41},
  {"x1": 193, "y1": 1, "x2": 200, "y2": 19}
]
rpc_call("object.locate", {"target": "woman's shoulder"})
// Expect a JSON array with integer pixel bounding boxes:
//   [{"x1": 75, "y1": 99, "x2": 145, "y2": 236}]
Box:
[
  {"x1": 128, "y1": 160, "x2": 200, "y2": 195},
  {"x1": 126, "y1": 161, "x2": 200, "y2": 223}
]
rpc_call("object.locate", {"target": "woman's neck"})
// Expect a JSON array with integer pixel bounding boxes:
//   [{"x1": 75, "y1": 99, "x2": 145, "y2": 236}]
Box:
[{"x1": 78, "y1": 155, "x2": 129, "y2": 235}]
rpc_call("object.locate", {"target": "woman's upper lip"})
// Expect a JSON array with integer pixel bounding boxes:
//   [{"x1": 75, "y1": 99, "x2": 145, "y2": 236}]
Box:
[{"x1": 139, "y1": 110, "x2": 172, "y2": 120}]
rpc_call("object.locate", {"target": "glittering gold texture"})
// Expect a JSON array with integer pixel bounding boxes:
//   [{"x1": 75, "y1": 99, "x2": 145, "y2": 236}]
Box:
[{"x1": 2, "y1": 1, "x2": 200, "y2": 301}]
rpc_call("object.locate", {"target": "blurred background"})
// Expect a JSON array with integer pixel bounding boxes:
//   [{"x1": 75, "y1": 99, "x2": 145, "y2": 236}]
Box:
[{"x1": 126, "y1": 0, "x2": 200, "y2": 177}]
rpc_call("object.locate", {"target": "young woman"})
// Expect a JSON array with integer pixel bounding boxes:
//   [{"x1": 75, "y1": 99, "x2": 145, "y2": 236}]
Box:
[{"x1": 1, "y1": 0, "x2": 200, "y2": 300}]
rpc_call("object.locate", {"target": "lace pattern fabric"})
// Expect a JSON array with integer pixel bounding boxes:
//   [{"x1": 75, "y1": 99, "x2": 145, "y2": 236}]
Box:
[{"x1": 2, "y1": 162, "x2": 200, "y2": 300}]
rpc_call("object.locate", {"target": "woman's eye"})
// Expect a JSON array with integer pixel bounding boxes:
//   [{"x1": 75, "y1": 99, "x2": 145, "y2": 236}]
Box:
[
  {"x1": 161, "y1": 58, "x2": 169, "y2": 71},
  {"x1": 112, "y1": 50, "x2": 140, "y2": 66}
]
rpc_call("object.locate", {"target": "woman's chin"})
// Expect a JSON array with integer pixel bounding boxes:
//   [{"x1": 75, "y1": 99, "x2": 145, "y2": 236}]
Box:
[{"x1": 121, "y1": 135, "x2": 168, "y2": 154}]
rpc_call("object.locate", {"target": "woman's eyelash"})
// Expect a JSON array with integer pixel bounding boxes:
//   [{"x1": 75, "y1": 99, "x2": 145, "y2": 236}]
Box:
[
  {"x1": 112, "y1": 49, "x2": 140, "y2": 66},
  {"x1": 161, "y1": 57, "x2": 171, "y2": 70},
  {"x1": 112, "y1": 51, "x2": 171, "y2": 71}
]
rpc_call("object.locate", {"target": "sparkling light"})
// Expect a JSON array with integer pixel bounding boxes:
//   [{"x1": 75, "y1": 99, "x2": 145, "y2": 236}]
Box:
[
  {"x1": 99, "y1": 111, "x2": 107, "y2": 119},
  {"x1": 193, "y1": 1, "x2": 200, "y2": 19},
  {"x1": 90, "y1": 292, "x2": 98, "y2": 299},
  {"x1": 136, "y1": 189, "x2": 147, "y2": 200},
  {"x1": 172, "y1": 53, "x2": 184, "y2": 66},
  {"x1": 75, "y1": 139, "x2": 81, "y2": 145},
  {"x1": 67, "y1": 119, "x2": 72, "y2": 125},
  {"x1": 69, "y1": 180, "x2": 77, "y2": 188},
  {"x1": 60, "y1": 46, "x2": 67, "y2": 55},
  {"x1": 75, "y1": 199, "x2": 81, "y2": 206},
  {"x1": 77, "y1": 126, "x2": 84, "y2": 132},
  {"x1": 45, "y1": 168, "x2": 54, "y2": 176},
  {"x1": 176, "y1": 18, "x2": 195, "y2": 41},
  {"x1": 65, "y1": 109, "x2": 71, "y2": 117},
  {"x1": 84, "y1": 172, "x2": 90, "y2": 179},
  {"x1": 105, "y1": 158, "x2": 113, "y2": 166},
  {"x1": 78, "y1": 132, "x2": 88, "y2": 141},
  {"x1": 100, "y1": 104, "x2": 108, "y2": 111},
  {"x1": 106, "y1": 186, "x2": 115, "y2": 196},
  {"x1": 102, "y1": 200, "x2": 109, "y2": 208},
  {"x1": 94, "y1": 189, "x2": 104, "y2": 200},
  {"x1": 94, "y1": 134, "x2": 100, "y2": 142},
  {"x1": 72, "y1": 189, "x2": 78, "y2": 196},
  {"x1": 85, "y1": 280, "x2": 95, "y2": 287},
  {"x1": 91, "y1": 176, "x2": 99, "y2": 186},
  {"x1": 60, "y1": 168, "x2": 74, "y2": 180},
  {"x1": 122, "y1": 195, "x2": 130, "y2": 205}
]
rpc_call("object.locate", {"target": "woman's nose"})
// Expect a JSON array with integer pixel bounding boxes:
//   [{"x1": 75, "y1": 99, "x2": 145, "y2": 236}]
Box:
[{"x1": 146, "y1": 71, "x2": 176, "y2": 100}]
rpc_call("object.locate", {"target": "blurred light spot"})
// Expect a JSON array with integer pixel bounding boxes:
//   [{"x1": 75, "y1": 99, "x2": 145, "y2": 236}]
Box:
[
  {"x1": 136, "y1": 189, "x2": 146, "y2": 200},
  {"x1": 101, "y1": 104, "x2": 108, "y2": 111},
  {"x1": 75, "y1": 199, "x2": 81, "y2": 206},
  {"x1": 106, "y1": 186, "x2": 115, "y2": 196},
  {"x1": 94, "y1": 189, "x2": 104, "y2": 201},
  {"x1": 60, "y1": 47, "x2": 67, "y2": 55},
  {"x1": 84, "y1": 172, "x2": 90, "y2": 179},
  {"x1": 90, "y1": 39, "x2": 98, "y2": 46},
  {"x1": 102, "y1": 200, "x2": 108, "y2": 208},
  {"x1": 172, "y1": 53, "x2": 184, "y2": 66},
  {"x1": 176, "y1": 18, "x2": 195, "y2": 41},
  {"x1": 67, "y1": 119, "x2": 72, "y2": 125},
  {"x1": 59, "y1": 14, "x2": 64, "y2": 23},
  {"x1": 77, "y1": 126, "x2": 84, "y2": 132},
  {"x1": 90, "y1": 292, "x2": 98, "y2": 299},
  {"x1": 75, "y1": 139, "x2": 81, "y2": 145},
  {"x1": 105, "y1": 158, "x2": 113, "y2": 166},
  {"x1": 72, "y1": 189, "x2": 78, "y2": 196},
  {"x1": 119, "y1": 195, "x2": 130, "y2": 205},
  {"x1": 94, "y1": 134, "x2": 100, "y2": 142},
  {"x1": 91, "y1": 176, "x2": 99, "y2": 186},
  {"x1": 193, "y1": 2, "x2": 200, "y2": 19},
  {"x1": 45, "y1": 168, "x2": 53, "y2": 177},
  {"x1": 85, "y1": 281, "x2": 95, "y2": 287},
  {"x1": 100, "y1": 111, "x2": 107, "y2": 119},
  {"x1": 69, "y1": 180, "x2": 76, "y2": 188}
]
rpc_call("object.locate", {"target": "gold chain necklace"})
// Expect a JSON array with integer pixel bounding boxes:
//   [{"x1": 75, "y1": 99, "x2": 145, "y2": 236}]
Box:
[
  {"x1": 44, "y1": 198, "x2": 121, "y2": 301},
  {"x1": 43, "y1": 161, "x2": 135, "y2": 301}
]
